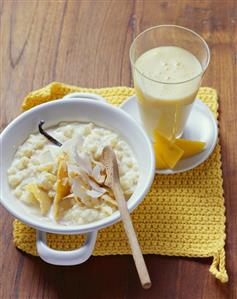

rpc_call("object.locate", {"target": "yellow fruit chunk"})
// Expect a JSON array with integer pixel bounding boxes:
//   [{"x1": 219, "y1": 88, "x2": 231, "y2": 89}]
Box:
[
  {"x1": 154, "y1": 143, "x2": 169, "y2": 169},
  {"x1": 25, "y1": 184, "x2": 52, "y2": 215},
  {"x1": 174, "y1": 139, "x2": 206, "y2": 159},
  {"x1": 154, "y1": 130, "x2": 184, "y2": 169},
  {"x1": 54, "y1": 156, "x2": 71, "y2": 220},
  {"x1": 154, "y1": 129, "x2": 207, "y2": 169}
]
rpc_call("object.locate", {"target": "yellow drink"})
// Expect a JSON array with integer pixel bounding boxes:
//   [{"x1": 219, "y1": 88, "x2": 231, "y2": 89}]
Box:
[{"x1": 134, "y1": 46, "x2": 202, "y2": 140}]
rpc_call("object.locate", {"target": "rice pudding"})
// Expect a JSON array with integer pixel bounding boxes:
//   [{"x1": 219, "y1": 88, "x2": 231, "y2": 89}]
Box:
[{"x1": 7, "y1": 122, "x2": 139, "y2": 225}]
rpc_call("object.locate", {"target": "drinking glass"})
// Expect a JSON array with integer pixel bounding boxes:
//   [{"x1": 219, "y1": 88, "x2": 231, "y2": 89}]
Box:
[{"x1": 130, "y1": 25, "x2": 210, "y2": 140}]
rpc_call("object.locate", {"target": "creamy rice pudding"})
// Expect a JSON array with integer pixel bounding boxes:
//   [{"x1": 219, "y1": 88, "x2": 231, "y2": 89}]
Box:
[{"x1": 7, "y1": 122, "x2": 139, "y2": 225}]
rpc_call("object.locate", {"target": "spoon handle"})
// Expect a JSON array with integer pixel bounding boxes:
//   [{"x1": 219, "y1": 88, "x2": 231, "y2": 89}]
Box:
[{"x1": 113, "y1": 183, "x2": 152, "y2": 289}]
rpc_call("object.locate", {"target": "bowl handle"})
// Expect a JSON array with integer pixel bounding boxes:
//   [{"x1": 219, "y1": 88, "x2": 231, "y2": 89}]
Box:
[
  {"x1": 62, "y1": 92, "x2": 106, "y2": 103},
  {"x1": 36, "y1": 230, "x2": 97, "y2": 265}
]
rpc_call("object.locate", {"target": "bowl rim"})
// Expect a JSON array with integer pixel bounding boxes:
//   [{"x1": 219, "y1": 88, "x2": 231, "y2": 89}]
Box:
[{"x1": 0, "y1": 98, "x2": 155, "y2": 234}]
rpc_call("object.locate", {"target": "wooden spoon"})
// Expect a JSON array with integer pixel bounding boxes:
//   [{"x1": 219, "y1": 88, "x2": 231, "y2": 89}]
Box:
[{"x1": 101, "y1": 146, "x2": 151, "y2": 289}]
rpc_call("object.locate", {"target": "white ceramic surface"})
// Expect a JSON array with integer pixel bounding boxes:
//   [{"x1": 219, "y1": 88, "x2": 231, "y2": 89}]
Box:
[
  {"x1": 120, "y1": 95, "x2": 218, "y2": 174},
  {"x1": 0, "y1": 93, "x2": 155, "y2": 265},
  {"x1": 63, "y1": 92, "x2": 107, "y2": 103}
]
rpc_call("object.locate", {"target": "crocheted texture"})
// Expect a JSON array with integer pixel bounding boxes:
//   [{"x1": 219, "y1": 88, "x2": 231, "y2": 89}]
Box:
[{"x1": 13, "y1": 82, "x2": 228, "y2": 283}]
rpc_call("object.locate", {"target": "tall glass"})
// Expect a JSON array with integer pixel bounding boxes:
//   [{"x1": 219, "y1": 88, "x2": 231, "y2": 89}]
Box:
[{"x1": 130, "y1": 25, "x2": 210, "y2": 140}]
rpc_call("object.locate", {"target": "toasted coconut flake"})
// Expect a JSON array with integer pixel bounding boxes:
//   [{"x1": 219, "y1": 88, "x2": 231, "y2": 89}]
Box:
[
  {"x1": 62, "y1": 194, "x2": 76, "y2": 200},
  {"x1": 85, "y1": 189, "x2": 106, "y2": 198},
  {"x1": 62, "y1": 134, "x2": 84, "y2": 153},
  {"x1": 71, "y1": 177, "x2": 90, "y2": 205},
  {"x1": 78, "y1": 171, "x2": 91, "y2": 188},
  {"x1": 101, "y1": 194, "x2": 118, "y2": 207},
  {"x1": 104, "y1": 186, "x2": 115, "y2": 198},
  {"x1": 67, "y1": 163, "x2": 80, "y2": 178},
  {"x1": 73, "y1": 149, "x2": 92, "y2": 174},
  {"x1": 91, "y1": 164, "x2": 106, "y2": 184},
  {"x1": 61, "y1": 134, "x2": 84, "y2": 163},
  {"x1": 71, "y1": 174, "x2": 106, "y2": 201},
  {"x1": 25, "y1": 183, "x2": 52, "y2": 215},
  {"x1": 88, "y1": 178, "x2": 107, "y2": 194}
]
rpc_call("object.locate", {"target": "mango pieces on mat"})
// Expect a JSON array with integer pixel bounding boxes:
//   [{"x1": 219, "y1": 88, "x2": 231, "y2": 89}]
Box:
[{"x1": 154, "y1": 130, "x2": 206, "y2": 169}]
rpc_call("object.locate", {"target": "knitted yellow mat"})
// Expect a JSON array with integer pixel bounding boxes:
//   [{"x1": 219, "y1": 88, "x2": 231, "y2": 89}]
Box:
[{"x1": 13, "y1": 82, "x2": 228, "y2": 283}]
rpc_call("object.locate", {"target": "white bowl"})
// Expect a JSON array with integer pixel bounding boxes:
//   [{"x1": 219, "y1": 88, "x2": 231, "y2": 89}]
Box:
[{"x1": 0, "y1": 93, "x2": 155, "y2": 265}]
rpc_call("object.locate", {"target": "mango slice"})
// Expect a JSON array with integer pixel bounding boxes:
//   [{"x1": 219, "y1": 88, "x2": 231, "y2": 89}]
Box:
[
  {"x1": 174, "y1": 139, "x2": 206, "y2": 159},
  {"x1": 54, "y1": 156, "x2": 71, "y2": 220},
  {"x1": 25, "y1": 183, "x2": 52, "y2": 215},
  {"x1": 154, "y1": 130, "x2": 184, "y2": 169},
  {"x1": 154, "y1": 129, "x2": 207, "y2": 169},
  {"x1": 154, "y1": 142, "x2": 170, "y2": 169}
]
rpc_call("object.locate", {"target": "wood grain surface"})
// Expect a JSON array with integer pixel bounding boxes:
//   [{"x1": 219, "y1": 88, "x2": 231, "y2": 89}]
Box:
[{"x1": 0, "y1": 1, "x2": 236, "y2": 298}]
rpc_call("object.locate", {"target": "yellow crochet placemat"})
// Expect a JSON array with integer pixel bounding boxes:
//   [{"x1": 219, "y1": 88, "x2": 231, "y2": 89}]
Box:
[{"x1": 13, "y1": 82, "x2": 228, "y2": 283}]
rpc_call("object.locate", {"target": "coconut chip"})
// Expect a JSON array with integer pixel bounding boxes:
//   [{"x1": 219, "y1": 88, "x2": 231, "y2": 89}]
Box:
[
  {"x1": 73, "y1": 149, "x2": 92, "y2": 174},
  {"x1": 71, "y1": 177, "x2": 91, "y2": 206},
  {"x1": 101, "y1": 194, "x2": 118, "y2": 207},
  {"x1": 52, "y1": 140, "x2": 121, "y2": 215},
  {"x1": 88, "y1": 178, "x2": 107, "y2": 194},
  {"x1": 85, "y1": 189, "x2": 106, "y2": 199},
  {"x1": 91, "y1": 161, "x2": 106, "y2": 184}
]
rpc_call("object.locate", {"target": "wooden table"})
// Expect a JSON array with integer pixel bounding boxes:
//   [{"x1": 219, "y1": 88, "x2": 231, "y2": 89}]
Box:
[{"x1": 1, "y1": 1, "x2": 236, "y2": 298}]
